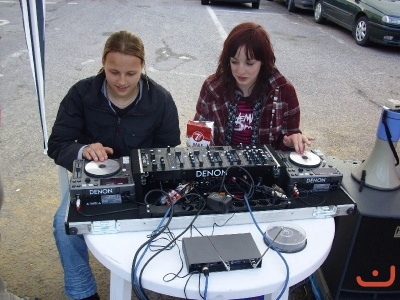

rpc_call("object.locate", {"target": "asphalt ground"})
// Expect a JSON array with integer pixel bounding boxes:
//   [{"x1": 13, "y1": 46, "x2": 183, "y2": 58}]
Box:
[{"x1": 0, "y1": 0, "x2": 399, "y2": 299}]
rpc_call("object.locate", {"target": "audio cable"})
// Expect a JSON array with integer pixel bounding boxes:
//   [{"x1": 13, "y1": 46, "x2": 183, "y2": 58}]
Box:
[
  {"x1": 131, "y1": 202, "x2": 172, "y2": 300},
  {"x1": 243, "y1": 193, "x2": 290, "y2": 300},
  {"x1": 202, "y1": 266, "x2": 209, "y2": 300},
  {"x1": 132, "y1": 193, "x2": 206, "y2": 300}
]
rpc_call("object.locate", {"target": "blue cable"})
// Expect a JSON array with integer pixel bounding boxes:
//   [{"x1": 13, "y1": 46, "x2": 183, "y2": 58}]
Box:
[
  {"x1": 204, "y1": 273, "x2": 209, "y2": 300},
  {"x1": 132, "y1": 206, "x2": 172, "y2": 299},
  {"x1": 309, "y1": 274, "x2": 322, "y2": 300},
  {"x1": 243, "y1": 194, "x2": 290, "y2": 300}
]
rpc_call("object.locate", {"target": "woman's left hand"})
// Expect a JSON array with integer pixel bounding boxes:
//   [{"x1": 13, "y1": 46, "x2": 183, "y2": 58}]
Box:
[{"x1": 283, "y1": 134, "x2": 315, "y2": 154}]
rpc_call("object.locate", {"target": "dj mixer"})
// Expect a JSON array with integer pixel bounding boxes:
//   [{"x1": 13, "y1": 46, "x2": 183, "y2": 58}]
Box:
[
  {"x1": 65, "y1": 145, "x2": 355, "y2": 235},
  {"x1": 130, "y1": 144, "x2": 282, "y2": 200}
]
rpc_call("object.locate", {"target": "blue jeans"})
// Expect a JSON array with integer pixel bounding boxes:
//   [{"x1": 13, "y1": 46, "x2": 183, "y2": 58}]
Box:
[{"x1": 53, "y1": 192, "x2": 97, "y2": 300}]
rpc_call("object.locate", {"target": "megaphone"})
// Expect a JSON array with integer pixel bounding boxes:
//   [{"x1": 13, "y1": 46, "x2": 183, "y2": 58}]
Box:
[
  {"x1": 397, "y1": 163, "x2": 400, "y2": 179},
  {"x1": 351, "y1": 100, "x2": 400, "y2": 191}
]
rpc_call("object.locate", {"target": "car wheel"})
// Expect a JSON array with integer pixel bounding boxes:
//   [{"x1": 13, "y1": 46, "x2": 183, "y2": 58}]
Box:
[
  {"x1": 201, "y1": 0, "x2": 209, "y2": 5},
  {"x1": 314, "y1": 1, "x2": 325, "y2": 24},
  {"x1": 252, "y1": 1, "x2": 260, "y2": 8},
  {"x1": 354, "y1": 16, "x2": 370, "y2": 46},
  {"x1": 288, "y1": 0, "x2": 296, "y2": 12}
]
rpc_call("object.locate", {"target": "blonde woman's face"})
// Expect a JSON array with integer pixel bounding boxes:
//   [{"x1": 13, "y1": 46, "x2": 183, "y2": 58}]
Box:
[{"x1": 103, "y1": 52, "x2": 143, "y2": 100}]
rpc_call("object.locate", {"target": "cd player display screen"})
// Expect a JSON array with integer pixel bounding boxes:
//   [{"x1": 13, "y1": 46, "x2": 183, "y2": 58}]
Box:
[{"x1": 100, "y1": 177, "x2": 129, "y2": 185}]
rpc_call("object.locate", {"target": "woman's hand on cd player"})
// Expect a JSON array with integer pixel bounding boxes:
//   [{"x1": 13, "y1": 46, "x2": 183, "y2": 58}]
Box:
[
  {"x1": 283, "y1": 133, "x2": 315, "y2": 154},
  {"x1": 83, "y1": 142, "x2": 114, "y2": 162}
]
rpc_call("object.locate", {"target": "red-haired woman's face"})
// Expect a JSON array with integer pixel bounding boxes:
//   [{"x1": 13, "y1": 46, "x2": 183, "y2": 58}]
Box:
[{"x1": 229, "y1": 46, "x2": 261, "y2": 97}]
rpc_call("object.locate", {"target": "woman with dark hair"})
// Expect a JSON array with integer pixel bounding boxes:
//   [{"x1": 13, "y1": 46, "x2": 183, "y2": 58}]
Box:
[
  {"x1": 48, "y1": 30, "x2": 180, "y2": 300},
  {"x1": 194, "y1": 22, "x2": 313, "y2": 153}
]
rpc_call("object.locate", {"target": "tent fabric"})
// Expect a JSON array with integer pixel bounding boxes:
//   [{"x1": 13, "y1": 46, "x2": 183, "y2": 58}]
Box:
[{"x1": 19, "y1": 0, "x2": 48, "y2": 152}]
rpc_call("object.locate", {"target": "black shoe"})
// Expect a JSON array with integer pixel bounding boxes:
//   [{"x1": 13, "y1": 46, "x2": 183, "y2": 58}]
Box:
[{"x1": 80, "y1": 293, "x2": 99, "y2": 300}]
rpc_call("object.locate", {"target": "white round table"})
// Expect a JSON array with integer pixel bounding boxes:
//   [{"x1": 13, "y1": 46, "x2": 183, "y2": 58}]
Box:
[{"x1": 85, "y1": 217, "x2": 335, "y2": 300}]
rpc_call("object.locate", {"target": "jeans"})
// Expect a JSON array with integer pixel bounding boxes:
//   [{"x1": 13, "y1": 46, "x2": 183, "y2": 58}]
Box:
[{"x1": 53, "y1": 192, "x2": 97, "y2": 300}]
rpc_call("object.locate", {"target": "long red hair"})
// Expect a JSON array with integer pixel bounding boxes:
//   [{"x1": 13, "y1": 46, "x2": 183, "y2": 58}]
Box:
[{"x1": 216, "y1": 22, "x2": 276, "y2": 101}]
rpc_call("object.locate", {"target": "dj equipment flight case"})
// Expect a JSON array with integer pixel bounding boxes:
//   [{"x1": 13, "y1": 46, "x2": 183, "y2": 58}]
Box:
[{"x1": 65, "y1": 145, "x2": 356, "y2": 235}]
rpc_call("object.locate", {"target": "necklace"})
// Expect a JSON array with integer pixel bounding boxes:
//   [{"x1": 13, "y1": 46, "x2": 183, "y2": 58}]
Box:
[{"x1": 107, "y1": 83, "x2": 139, "y2": 109}]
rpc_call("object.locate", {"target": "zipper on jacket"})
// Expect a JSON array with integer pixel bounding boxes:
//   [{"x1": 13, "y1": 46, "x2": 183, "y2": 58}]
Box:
[
  {"x1": 269, "y1": 88, "x2": 279, "y2": 143},
  {"x1": 115, "y1": 117, "x2": 121, "y2": 136}
]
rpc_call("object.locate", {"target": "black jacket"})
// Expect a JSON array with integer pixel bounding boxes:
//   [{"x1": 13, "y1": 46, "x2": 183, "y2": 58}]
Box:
[{"x1": 48, "y1": 72, "x2": 181, "y2": 172}]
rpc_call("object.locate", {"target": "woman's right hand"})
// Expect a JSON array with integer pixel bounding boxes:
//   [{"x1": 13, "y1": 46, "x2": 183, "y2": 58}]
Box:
[
  {"x1": 83, "y1": 143, "x2": 114, "y2": 162},
  {"x1": 283, "y1": 134, "x2": 315, "y2": 154}
]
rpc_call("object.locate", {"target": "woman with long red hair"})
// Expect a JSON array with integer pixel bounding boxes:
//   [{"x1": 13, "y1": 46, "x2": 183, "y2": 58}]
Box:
[{"x1": 194, "y1": 22, "x2": 313, "y2": 153}]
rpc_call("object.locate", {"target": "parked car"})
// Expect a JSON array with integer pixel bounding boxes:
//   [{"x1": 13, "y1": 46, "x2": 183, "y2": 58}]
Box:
[
  {"x1": 201, "y1": 0, "x2": 260, "y2": 9},
  {"x1": 313, "y1": 0, "x2": 400, "y2": 46},
  {"x1": 284, "y1": 0, "x2": 313, "y2": 12}
]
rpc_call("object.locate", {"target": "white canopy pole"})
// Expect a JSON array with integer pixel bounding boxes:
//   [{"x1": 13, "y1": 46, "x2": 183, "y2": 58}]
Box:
[{"x1": 20, "y1": 0, "x2": 48, "y2": 153}]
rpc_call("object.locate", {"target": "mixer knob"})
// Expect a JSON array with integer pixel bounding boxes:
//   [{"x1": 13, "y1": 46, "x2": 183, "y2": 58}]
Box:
[
  {"x1": 160, "y1": 157, "x2": 165, "y2": 170},
  {"x1": 152, "y1": 160, "x2": 157, "y2": 171}
]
